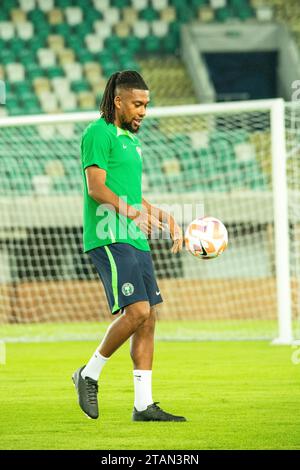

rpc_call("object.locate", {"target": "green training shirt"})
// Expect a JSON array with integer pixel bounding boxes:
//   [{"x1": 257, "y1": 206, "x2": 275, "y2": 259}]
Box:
[{"x1": 81, "y1": 117, "x2": 150, "y2": 253}]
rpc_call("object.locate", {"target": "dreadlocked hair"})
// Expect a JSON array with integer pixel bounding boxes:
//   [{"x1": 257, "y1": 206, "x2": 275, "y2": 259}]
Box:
[{"x1": 100, "y1": 70, "x2": 149, "y2": 124}]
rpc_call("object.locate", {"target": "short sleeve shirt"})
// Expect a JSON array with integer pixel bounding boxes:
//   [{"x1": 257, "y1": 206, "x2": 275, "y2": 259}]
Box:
[{"x1": 81, "y1": 117, "x2": 150, "y2": 253}]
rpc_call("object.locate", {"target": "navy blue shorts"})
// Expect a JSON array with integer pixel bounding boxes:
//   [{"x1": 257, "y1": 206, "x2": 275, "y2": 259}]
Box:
[{"x1": 88, "y1": 243, "x2": 163, "y2": 315}]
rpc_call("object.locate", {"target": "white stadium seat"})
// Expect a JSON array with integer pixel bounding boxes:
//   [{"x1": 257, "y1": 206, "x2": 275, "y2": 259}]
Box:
[
  {"x1": 37, "y1": 48, "x2": 56, "y2": 68},
  {"x1": 132, "y1": 0, "x2": 148, "y2": 11},
  {"x1": 102, "y1": 8, "x2": 120, "y2": 26},
  {"x1": 151, "y1": 0, "x2": 168, "y2": 11},
  {"x1": 132, "y1": 21, "x2": 150, "y2": 38},
  {"x1": 85, "y1": 34, "x2": 104, "y2": 54},
  {"x1": 65, "y1": 7, "x2": 83, "y2": 26},
  {"x1": 16, "y1": 22, "x2": 34, "y2": 40},
  {"x1": 63, "y1": 63, "x2": 83, "y2": 82},
  {"x1": 209, "y1": 0, "x2": 226, "y2": 8},
  {"x1": 0, "y1": 22, "x2": 15, "y2": 40},
  {"x1": 38, "y1": 91, "x2": 59, "y2": 113},
  {"x1": 37, "y1": 0, "x2": 54, "y2": 13},
  {"x1": 93, "y1": 21, "x2": 112, "y2": 39},
  {"x1": 58, "y1": 92, "x2": 77, "y2": 111},
  {"x1": 6, "y1": 63, "x2": 25, "y2": 82},
  {"x1": 93, "y1": 0, "x2": 110, "y2": 12},
  {"x1": 19, "y1": 0, "x2": 36, "y2": 12},
  {"x1": 51, "y1": 77, "x2": 71, "y2": 96},
  {"x1": 151, "y1": 20, "x2": 168, "y2": 37}
]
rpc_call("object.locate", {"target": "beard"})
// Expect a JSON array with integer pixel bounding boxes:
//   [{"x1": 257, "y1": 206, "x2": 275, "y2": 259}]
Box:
[{"x1": 120, "y1": 115, "x2": 139, "y2": 134}]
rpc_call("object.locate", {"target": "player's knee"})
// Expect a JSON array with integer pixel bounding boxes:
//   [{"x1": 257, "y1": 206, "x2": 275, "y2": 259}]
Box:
[{"x1": 127, "y1": 303, "x2": 151, "y2": 326}]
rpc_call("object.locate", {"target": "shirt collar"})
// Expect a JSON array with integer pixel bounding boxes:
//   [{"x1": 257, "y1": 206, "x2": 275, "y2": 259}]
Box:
[{"x1": 116, "y1": 126, "x2": 135, "y2": 140}]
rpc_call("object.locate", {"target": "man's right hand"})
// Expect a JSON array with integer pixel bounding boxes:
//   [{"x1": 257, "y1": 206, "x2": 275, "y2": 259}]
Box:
[{"x1": 129, "y1": 210, "x2": 164, "y2": 235}]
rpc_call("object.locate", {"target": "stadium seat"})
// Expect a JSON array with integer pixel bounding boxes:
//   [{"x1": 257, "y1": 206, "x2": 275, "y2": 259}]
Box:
[
  {"x1": 114, "y1": 21, "x2": 131, "y2": 38},
  {"x1": 132, "y1": 0, "x2": 149, "y2": 10},
  {"x1": 152, "y1": 0, "x2": 169, "y2": 11},
  {"x1": 51, "y1": 76, "x2": 70, "y2": 95},
  {"x1": 37, "y1": 0, "x2": 54, "y2": 13},
  {"x1": 198, "y1": 6, "x2": 215, "y2": 21},
  {"x1": 59, "y1": 92, "x2": 77, "y2": 111},
  {"x1": 93, "y1": 20, "x2": 112, "y2": 39},
  {"x1": 16, "y1": 21, "x2": 34, "y2": 40},
  {"x1": 93, "y1": 0, "x2": 110, "y2": 12},
  {"x1": 65, "y1": 7, "x2": 83, "y2": 26},
  {"x1": 85, "y1": 33, "x2": 104, "y2": 54},
  {"x1": 102, "y1": 7, "x2": 120, "y2": 26},
  {"x1": 26, "y1": 63, "x2": 45, "y2": 80},
  {"x1": 132, "y1": 20, "x2": 150, "y2": 38},
  {"x1": 57, "y1": 48, "x2": 76, "y2": 66},
  {"x1": 19, "y1": 0, "x2": 36, "y2": 13},
  {"x1": 38, "y1": 91, "x2": 59, "y2": 112},
  {"x1": 63, "y1": 62, "x2": 83, "y2": 81},
  {"x1": 33, "y1": 77, "x2": 51, "y2": 94},
  {"x1": 84, "y1": 62, "x2": 103, "y2": 86},
  {"x1": 160, "y1": 6, "x2": 177, "y2": 22},
  {"x1": 78, "y1": 91, "x2": 96, "y2": 110},
  {"x1": 112, "y1": 0, "x2": 130, "y2": 7},
  {"x1": 11, "y1": 9, "x2": 27, "y2": 24},
  {"x1": 151, "y1": 20, "x2": 169, "y2": 37},
  {"x1": 48, "y1": 8, "x2": 64, "y2": 25},
  {"x1": 0, "y1": 22, "x2": 15, "y2": 40},
  {"x1": 37, "y1": 48, "x2": 56, "y2": 68},
  {"x1": 6, "y1": 63, "x2": 25, "y2": 82},
  {"x1": 47, "y1": 34, "x2": 65, "y2": 52},
  {"x1": 142, "y1": 6, "x2": 160, "y2": 21},
  {"x1": 122, "y1": 7, "x2": 138, "y2": 25}
]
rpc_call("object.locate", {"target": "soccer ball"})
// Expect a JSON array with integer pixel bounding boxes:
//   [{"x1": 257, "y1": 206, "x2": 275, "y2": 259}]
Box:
[{"x1": 184, "y1": 216, "x2": 228, "y2": 259}]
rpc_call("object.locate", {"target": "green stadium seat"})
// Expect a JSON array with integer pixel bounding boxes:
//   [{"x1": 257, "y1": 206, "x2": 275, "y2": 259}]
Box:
[
  {"x1": 112, "y1": 0, "x2": 131, "y2": 8},
  {"x1": 176, "y1": 6, "x2": 194, "y2": 22},
  {"x1": 140, "y1": 7, "x2": 159, "y2": 22},
  {"x1": 143, "y1": 35, "x2": 161, "y2": 54},
  {"x1": 0, "y1": 10, "x2": 9, "y2": 20},
  {"x1": 124, "y1": 36, "x2": 141, "y2": 54},
  {"x1": 162, "y1": 33, "x2": 179, "y2": 53},
  {"x1": 26, "y1": 64, "x2": 45, "y2": 80},
  {"x1": 28, "y1": 9, "x2": 46, "y2": 24},
  {"x1": 45, "y1": 66, "x2": 65, "y2": 78},
  {"x1": 71, "y1": 80, "x2": 90, "y2": 93},
  {"x1": 0, "y1": 50, "x2": 16, "y2": 65},
  {"x1": 56, "y1": 0, "x2": 70, "y2": 8},
  {"x1": 104, "y1": 35, "x2": 123, "y2": 52},
  {"x1": 76, "y1": 49, "x2": 95, "y2": 64},
  {"x1": 215, "y1": 7, "x2": 232, "y2": 22}
]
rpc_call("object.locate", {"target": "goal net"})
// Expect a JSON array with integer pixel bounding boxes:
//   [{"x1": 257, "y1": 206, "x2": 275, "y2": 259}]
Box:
[{"x1": 0, "y1": 99, "x2": 298, "y2": 342}]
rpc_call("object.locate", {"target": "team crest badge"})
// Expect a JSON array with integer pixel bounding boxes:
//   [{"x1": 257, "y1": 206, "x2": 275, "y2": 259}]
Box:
[{"x1": 122, "y1": 282, "x2": 134, "y2": 296}]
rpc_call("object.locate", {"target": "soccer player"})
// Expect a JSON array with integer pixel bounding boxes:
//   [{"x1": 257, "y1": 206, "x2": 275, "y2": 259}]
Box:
[{"x1": 72, "y1": 70, "x2": 186, "y2": 422}]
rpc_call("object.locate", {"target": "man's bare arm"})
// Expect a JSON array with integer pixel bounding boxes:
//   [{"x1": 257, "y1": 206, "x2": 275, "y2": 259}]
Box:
[
  {"x1": 85, "y1": 166, "x2": 139, "y2": 219},
  {"x1": 85, "y1": 167, "x2": 163, "y2": 233}
]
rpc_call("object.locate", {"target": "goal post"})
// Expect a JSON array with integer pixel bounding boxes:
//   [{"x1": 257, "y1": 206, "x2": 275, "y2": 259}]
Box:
[
  {"x1": 270, "y1": 99, "x2": 292, "y2": 344},
  {"x1": 0, "y1": 98, "x2": 297, "y2": 343}
]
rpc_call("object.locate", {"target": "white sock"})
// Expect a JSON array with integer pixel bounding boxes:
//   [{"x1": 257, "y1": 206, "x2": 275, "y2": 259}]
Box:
[
  {"x1": 133, "y1": 370, "x2": 153, "y2": 411},
  {"x1": 81, "y1": 350, "x2": 109, "y2": 381}
]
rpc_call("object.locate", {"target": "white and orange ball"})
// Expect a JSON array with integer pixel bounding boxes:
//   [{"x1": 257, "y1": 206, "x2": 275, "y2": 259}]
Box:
[{"x1": 185, "y1": 216, "x2": 228, "y2": 259}]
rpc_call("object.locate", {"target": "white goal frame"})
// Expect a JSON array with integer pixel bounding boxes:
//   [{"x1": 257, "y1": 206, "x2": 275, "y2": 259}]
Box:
[{"x1": 0, "y1": 98, "x2": 293, "y2": 344}]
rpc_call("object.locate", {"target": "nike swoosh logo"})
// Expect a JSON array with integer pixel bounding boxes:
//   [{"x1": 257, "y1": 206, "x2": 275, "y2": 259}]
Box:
[
  {"x1": 156, "y1": 291, "x2": 160, "y2": 295},
  {"x1": 123, "y1": 144, "x2": 127, "y2": 149}
]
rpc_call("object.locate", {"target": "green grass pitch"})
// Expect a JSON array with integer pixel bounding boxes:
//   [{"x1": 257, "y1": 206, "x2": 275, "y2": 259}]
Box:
[{"x1": 0, "y1": 339, "x2": 299, "y2": 450}]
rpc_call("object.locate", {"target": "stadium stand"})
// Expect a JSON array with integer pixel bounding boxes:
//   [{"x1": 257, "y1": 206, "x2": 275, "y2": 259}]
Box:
[{"x1": 0, "y1": 0, "x2": 283, "y2": 197}]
